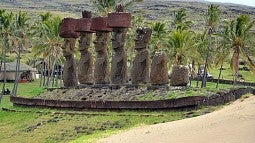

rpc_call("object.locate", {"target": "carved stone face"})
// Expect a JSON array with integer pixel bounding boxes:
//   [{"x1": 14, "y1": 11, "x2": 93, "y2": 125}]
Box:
[
  {"x1": 78, "y1": 33, "x2": 92, "y2": 51},
  {"x1": 112, "y1": 28, "x2": 127, "y2": 49},
  {"x1": 135, "y1": 28, "x2": 152, "y2": 50},
  {"x1": 93, "y1": 32, "x2": 109, "y2": 52},
  {"x1": 62, "y1": 38, "x2": 76, "y2": 57}
]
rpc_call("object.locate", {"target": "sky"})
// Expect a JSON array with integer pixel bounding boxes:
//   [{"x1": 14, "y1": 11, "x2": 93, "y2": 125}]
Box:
[{"x1": 206, "y1": 0, "x2": 255, "y2": 7}]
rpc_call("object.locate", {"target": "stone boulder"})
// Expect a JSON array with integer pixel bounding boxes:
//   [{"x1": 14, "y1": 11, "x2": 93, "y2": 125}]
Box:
[{"x1": 170, "y1": 65, "x2": 189, "y2": 86}]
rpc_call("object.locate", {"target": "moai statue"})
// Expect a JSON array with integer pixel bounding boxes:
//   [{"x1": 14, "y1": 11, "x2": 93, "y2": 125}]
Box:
[
  {"x1": 170, "y1": 65, "x2": 189, "y2": 86},
  {"x1": 91, "y1": 17, "x2": 112, "y2": 84},
  {"x1": 60, "y1": 18, "x2": 79, "y2": 88},
  {"x1": 150, "y1": 52, "x2": 169, "y2": 85},
  {"x1": 131, "y1": 28, "x2": 152, "y2": 84},
  {"x1": 75, "y1": 11, "x2": 94, "y2": 85},
  {"x1": 108, "y1": 5, "x2": 131, "y2": 84}
]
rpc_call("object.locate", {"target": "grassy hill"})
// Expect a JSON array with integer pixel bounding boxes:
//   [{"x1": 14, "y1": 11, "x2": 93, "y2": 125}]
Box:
[{"x1": 1, "y1": 0, "x2": 255, "y2": 31}]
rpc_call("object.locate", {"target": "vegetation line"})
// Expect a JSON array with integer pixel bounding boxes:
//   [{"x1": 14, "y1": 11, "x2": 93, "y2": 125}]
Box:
[{"x1": 1, "y1": 107, "x2": 164, "y2": 117}]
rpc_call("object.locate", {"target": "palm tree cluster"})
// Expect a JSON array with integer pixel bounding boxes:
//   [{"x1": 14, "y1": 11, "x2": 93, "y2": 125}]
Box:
[
  {"x1": 148, "y1": 5, "x2": 255, "y2": 87},
  {"x1": 0, "y1": 10, "x2": 63, "y2": 103},
  {"x1": 0, "y1": 10, "x2": 32, "y2": 100}
]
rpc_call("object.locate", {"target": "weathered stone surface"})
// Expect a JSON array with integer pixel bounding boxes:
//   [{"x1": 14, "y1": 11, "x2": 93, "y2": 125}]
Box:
[
  {"x1": 170, "y1": 65, "x2": 189, "y2": 86},
  {"x1": 82, "y1": 10, "x2": 92, "y2": 18},
  {"x1": 131, "y1": 28, "x2": 152, "y2": 84},
  {"x1": 62, "y1": 38, "x2": 78, "y2": 87},
  {"x1": 108, "y1": 13, "x2": 131, "y2": 28},
  {"x1": 59, "y1": 18, "x2": 80, "y2": 38},
  {"x1": 150, "y1": 52, "x2": 169, "y2": 85},
  {"x1": 78, "y1": 33, "x2": 94, "y2": 85},
  {"x1": 94, "y1": 31, "x2": 110, "y2": 84},
  {"x1": 110, "y1": 28, "x2": 128, "y2": 84},
  {"x1": 91, "y1": 17, "x2": 112, "y2": 32},
  {"x1": 75, "y1": 18, "x2": 93, "y2": 33},
  {"x1": 134, "y1": 28, "x2": 152, "y2": 49},
  {"x1": 131, "y1": 49, "x2": 150, "y2": 84}
]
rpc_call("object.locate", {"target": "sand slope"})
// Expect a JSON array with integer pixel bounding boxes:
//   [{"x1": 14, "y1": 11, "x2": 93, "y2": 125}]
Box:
[{"x1": 98, "y1": 95, "x2": 255, "y2": 143}]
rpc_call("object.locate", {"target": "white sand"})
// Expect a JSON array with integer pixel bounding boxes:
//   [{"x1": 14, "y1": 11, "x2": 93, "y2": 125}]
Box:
[{"x1": 98, "y1": 95, "x2": 255, "y2": 143}]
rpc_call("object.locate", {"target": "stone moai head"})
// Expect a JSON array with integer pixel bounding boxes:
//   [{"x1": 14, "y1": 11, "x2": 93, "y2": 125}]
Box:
[
  {"x1": 62, "y1": 38, "x2": 76, "y2": 57},
  {"x1": 112, "y1": 28, "x2": 128, "y2": 49},
  {"x1": 78, "y1": 33, "x2": 93, "y2": 51},
  {"x1": 75, "y1": 10, "x2": 94, "y2": 51},
  {"x1": 82, "y1": 10, "x2": 92, "y2": 18},
  {"x1": 93, "y1": 32, "x2": 109, "y2": 52},
  {"x1": 135, "y1": 27, "x2": 152, "y2": 50},
  {"x1": 116, "y1": 4, "x2": 125, "y2": 12}
]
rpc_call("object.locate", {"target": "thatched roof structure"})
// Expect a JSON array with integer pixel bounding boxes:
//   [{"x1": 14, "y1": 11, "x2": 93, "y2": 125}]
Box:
[{"x1": 0, "y1": 62, "x2": 37, "y2": 72}]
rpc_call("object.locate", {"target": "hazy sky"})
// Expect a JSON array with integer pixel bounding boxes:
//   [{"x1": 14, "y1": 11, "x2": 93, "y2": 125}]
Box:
[{"x1": 206, "y1": 0, "x2": 255, "y2": 7}]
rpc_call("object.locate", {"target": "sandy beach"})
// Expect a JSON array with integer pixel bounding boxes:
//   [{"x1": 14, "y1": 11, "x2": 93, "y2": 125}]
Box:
[{"x1": 98, "y1": 95, "x2": 255, "y2": 143}]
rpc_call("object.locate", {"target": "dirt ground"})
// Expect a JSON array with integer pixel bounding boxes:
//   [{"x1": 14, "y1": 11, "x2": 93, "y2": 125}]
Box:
[{"x1": 98, "y1": 95, "x2": 255, "y2": 143}]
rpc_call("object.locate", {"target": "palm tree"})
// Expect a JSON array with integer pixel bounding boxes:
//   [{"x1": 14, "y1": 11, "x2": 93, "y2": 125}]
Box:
[
  {"x1": 214, "y1": 20, "x2": 231, "y2": 88},
  {"x1": 220, "y1": 15, "x2": 255, "y2": 84},
  {"x1": 201, "y1": 4, "x2": 221, "y2": 88},
  {"x1": 168, "y1": 29, "x2": 197, "y2": 65},
  {"x1": 11, "y1": 11, "x2": 30, "y2": 96},
  {"x1": 168, "y1": 29, "x2": 197, "y2": 86},
  {"x1": 150, "y1": 21, "x2": 168, "y2": 56},
  {"x1": 32, "y1": 13, "x2": 62, "y2": 87},
  {"x1": 171, "y1": 9, "x2": 193, "y2": 31},
  {"x1": 0, "y1": 10, "x2": 14, "y2": 102}
]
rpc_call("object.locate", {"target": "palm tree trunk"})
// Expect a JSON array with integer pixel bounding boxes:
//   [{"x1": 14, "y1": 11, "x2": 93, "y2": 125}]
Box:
[
  {"x1": 39, "y1": 61, "x2": 43, "y2": 87},
  {"x1": 233, "y1": 47, "x2": 239, "y2": 85},
  {"x1": 201, "y1": 33, "x2": 211, "y2": 88},
  {"x1": 12, "y1": 41, "x2": 22, "y2": 96},
  {"x1": 55, "y1": 61, "x2": 59, "y2": 87},
  {"x1": 0, "y1": 33, "x2": 8, "y2": 103},
  {"x1": 43, "y1": 62, "x2": 46, "y2": 86},
  {"x1": 46, "y1": 56, "x2": 51, "y2": 87},
  {"x1": 216, "y1": 62, "x2": 223, "y2": 88},
  {"x1": 60, "y1": 65, "x2": 63, "y2": 88},
  {"x1": 196, "y1": 64, "x2": 200, "y2": 87},
  {"x1": 0, "y1": 47, "x2": 3, "y2": 71},
  {"x1": 50, "y1": 57, "x2": 57, "y2": 87}
]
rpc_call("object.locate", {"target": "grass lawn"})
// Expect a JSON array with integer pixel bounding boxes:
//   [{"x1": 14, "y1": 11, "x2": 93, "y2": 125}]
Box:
[
  {"x1": 0, "y1": 80, "x2": 228, "y2": 143},
  {"x1": 208, "y1": 62, "x2": 255, "y2": 83}
]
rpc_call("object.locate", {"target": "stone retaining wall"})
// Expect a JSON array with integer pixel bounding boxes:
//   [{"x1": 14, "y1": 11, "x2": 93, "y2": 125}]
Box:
[
  {"x1": 10, "y1": 87, "x2": 254, "y2": 110},
  {"x1": 201, "y1": 78, "x2": 255, "y2": 86}
]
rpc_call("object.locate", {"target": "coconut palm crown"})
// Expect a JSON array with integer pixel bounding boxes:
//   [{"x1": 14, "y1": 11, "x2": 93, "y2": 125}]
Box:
[{"x1": 221, "y1": 14, "x2": 255, "y2": 84}]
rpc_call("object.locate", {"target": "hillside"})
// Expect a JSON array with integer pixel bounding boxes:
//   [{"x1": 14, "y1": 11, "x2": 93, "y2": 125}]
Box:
[{"x1": 1, "y1": 0, "x2": 255, "y2": 31}]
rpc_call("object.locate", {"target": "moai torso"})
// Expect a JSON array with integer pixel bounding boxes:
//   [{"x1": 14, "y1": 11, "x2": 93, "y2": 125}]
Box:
[
  {"x1": 78, "y1": 33, "x2": 93, "y2": 84},
  {"x1": 150, "y1": 52, "x2": 169, "y2": 85},
  {"x1": 131, "y1": 28, "x2": 152, "y2": 84},
  {"x1": 62, "y1": 38, "x2": 78, "y2": 87},
  {"x1": 94, "y1": 32, "x2": 110, "y2": 84},
  {"x1": 110, "y1": 28, "x2": 128, "y2": 84}
]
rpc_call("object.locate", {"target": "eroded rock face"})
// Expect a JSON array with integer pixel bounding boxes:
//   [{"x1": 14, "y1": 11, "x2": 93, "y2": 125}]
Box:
[
  {"x1": 131, "y1": 28, "x2": 152, "y2": 84},
  {"x1": 94, "y1": 32, "x2": 110, "y2": 84},
  {"x1": 110, "y1": 28, "x2": 128, "y2": 84},
  {"x1": 170, "y1": 65, "x2": 189, "y2": 86},
  {"x1": 78, "y1": 33, "x2": 94, "y2": 85},
  {"x1": 150, "y1": 52, "x2": 169, "y2": 85},
  {"x1": 62, "y1": 38, "x2": 78, "y2": 87}
]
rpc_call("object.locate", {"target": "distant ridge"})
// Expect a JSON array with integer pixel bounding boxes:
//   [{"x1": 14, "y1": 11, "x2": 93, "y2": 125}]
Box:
[{"x1": 0, "y1": 0, "x2": 254, "y2": 31}]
